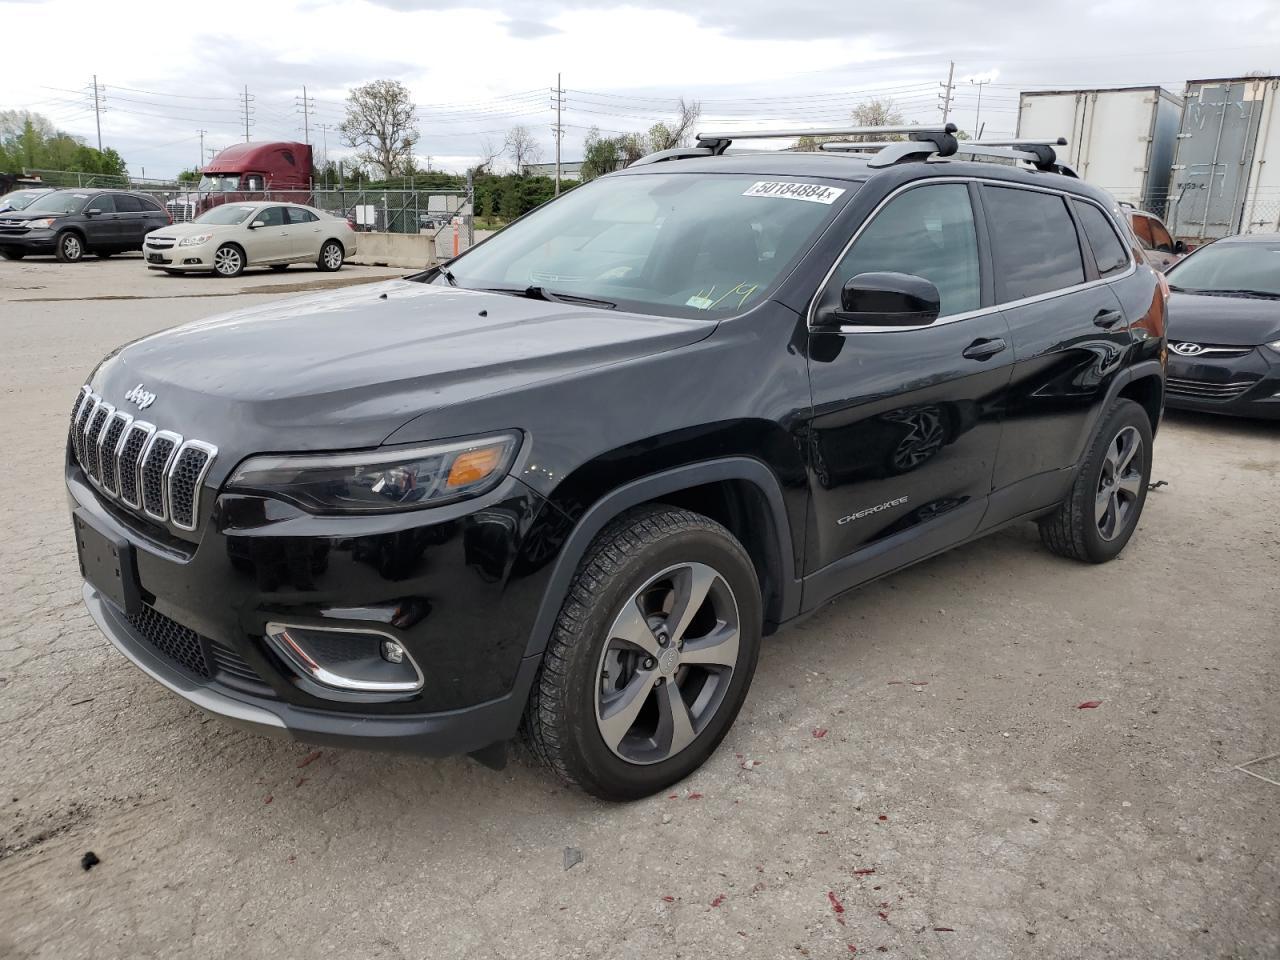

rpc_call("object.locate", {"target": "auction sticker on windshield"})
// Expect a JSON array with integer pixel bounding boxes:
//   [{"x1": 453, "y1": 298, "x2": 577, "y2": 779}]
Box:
[{"x1": 742, "y1": 181, "x2": 846, "y2": 204}]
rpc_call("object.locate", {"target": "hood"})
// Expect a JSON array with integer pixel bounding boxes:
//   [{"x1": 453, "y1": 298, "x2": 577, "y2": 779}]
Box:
[
  {"x1": 90, "y1": 280, "x2": 716, "y2": 465},
  {"x1": 1167, "y1": 292, "x2": 1280, "y2": 347},
  {"x1": 148, "y1": 220, "x2": 241, "y2": 239},
  {"x1": 0, "y1": 209, "x2": 64, "y2": 223}
]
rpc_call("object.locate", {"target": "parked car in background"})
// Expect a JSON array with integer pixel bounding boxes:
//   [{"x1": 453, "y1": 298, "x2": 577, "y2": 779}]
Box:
[
  {"x1": 1164, "y1": 233, "x2": 1280, "y2": 418},
  {"x1": 0, "y1": 189, "x2": 170, "y2": 262},
  {"x1": 1124, "y1": 204, "x2": 1185, "y2": 271},
  {"x1": 143, "y1": 200, "x2": 356, "y2": 277},
  {"x1": 0, "y1": 187, "x2": 53, "y2": 213}
]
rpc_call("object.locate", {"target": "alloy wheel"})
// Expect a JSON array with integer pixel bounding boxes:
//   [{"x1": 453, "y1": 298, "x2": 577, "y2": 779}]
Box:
[
  {"x1": 1095, "y1": 425, "x2": 1143, "y2": 541},
  {"x1": 322, "y1": 243, "x2": 342, "y2": 269},
  {"x1": 61, "y1": 235, "x2": 81, "y2": 260},
  {"x1": 594, "y1": 562, "x2": 741, "y2": 765},
  {"x1": 214, "y1": 247, "x2": 241, "y2": 276}
]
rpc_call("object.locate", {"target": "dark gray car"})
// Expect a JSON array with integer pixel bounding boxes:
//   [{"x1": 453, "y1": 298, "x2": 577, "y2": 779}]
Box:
[{"x1": 0, "y1": 189, "x2": 170, "y2": 262}]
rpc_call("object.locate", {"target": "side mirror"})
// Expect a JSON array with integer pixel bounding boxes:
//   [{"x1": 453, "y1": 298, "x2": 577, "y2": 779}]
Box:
[
  {"x1": 814, "y1": 272, "x2": 942, "y2": 329},
  {"x1": 249, "y1": 220, "x2": 265, "y2": 230},
  {"x1": 1173, "y1": 239, "x2": 1186, "y2": 254},
  {"x1": 85, "y1": 208, "x2": 100, "y2": 217}
]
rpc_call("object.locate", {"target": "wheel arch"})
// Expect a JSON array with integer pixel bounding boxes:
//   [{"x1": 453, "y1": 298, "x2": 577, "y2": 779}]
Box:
[
  {"x1": 1069, "y1": 360, "x2": 1164, "y2": 484},
  {"x1": 522, "y1": 457, "x2": 800, "y2": 660}
]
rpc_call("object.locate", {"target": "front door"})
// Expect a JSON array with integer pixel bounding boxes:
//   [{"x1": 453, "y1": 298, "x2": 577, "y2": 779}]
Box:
[
  {"x1": 243, "y1": 205, "x2": 289, "y2": 264},
  {"x1": 804, "y1": 181, "x2": 1014, "y2": 593},
  {"x1": 83, "y1": 194, "x2": 119, "y2": 248}
]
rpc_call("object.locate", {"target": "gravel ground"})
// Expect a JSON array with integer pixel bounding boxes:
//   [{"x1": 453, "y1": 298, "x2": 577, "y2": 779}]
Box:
[{"x1": 0, "y1": 257, "x2": 1277, "y2": 960}]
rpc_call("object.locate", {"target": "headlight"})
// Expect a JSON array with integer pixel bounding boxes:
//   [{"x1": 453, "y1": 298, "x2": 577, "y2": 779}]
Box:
[
  {"x1": 26, "y1": 217, "x2": 57, "y2": 229},
  {"x1": 226, "y1": 433, "x2": 521, "y2": 514},
  {"x1": 179, "y1": 234, "x2": 213, "y2": 246},
  {"x1": 1267, "y1": 339, "x2": 1280, "y2": 353}
]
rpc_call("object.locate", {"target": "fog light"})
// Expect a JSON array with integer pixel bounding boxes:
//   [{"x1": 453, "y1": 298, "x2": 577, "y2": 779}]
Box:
[{"x1": 265, "y1": 623, "x2": 423, "y2": 695}]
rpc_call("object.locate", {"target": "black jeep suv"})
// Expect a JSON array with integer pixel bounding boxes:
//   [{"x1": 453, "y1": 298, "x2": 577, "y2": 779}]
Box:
[
  {"x1": 66, "y1": 126, "x2": 1166, "y2": 800},
  {"x1": 1, "y1": 188, "x2": 169, "y2": 262}
]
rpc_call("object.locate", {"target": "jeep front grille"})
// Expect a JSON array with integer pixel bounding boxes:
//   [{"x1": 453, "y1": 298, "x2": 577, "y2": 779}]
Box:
[{"x1": 69, "y1": 386, "x2": 217, "y2": 531}]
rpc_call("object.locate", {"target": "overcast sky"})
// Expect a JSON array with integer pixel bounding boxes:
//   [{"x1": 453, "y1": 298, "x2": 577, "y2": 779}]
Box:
[{"x1": 3, "y1": 0, "x2": 1278, "y2": 178}]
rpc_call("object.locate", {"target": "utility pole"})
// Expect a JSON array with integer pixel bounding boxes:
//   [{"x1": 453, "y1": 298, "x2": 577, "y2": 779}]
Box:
[
  {"x1": 91, "y1": 75, "x2": 104, "y2": 151},
  {"x1": 241, "y1": 85, "x2": 254, "y2": 142},
  {"x1": 938, "y1": 61, "x2": 955, "y2": 124},
  {"x1": 197, "y1": 129, "x2": 207, "y2": 169},
  {"x1": 551, "y1": 73, "x2": 564, "y2": 195},
  {"x1": 971, "y1": 77, "x2": 991, "y2": 138},
  {"x1": 296, "y1": 86, "x2": 315, "y2": 144}
]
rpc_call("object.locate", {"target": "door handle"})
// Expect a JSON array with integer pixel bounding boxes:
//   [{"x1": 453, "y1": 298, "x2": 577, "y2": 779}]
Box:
[
  {"x1": 962, "y1": 337, "x2": 1006, "y2": 361},
  {"x1": 1093, "y1": 309, "x2": 1124, "y2": 329}
]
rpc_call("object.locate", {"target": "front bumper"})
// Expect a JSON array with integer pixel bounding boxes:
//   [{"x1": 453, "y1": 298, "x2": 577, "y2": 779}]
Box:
[
  {"x1": 0, "y1": 228, "x2": 56, "y2": 252},
  {"x1": 68, "y1": 459, "x2": 567, "y2": 756},
  {"x1": 144, "y1": 242, "x2": 211, "y2": 270},
  {"x1": 1166, "y1": 348, "x2": 1280, "y2": 420}
]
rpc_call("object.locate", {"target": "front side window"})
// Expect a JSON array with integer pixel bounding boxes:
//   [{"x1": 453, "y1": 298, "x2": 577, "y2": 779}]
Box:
[
  {"x1": 828, "y1": 183, "x2": 981, "y2": 318},
  {"x1": 984, "y1": 186, "x2": 1084, "y2": 301},
  {"x1": 86, "y1": 195, "x2": 115, "y2": 215},
  {"x1": 257, "y1": 206, "x2": 287, "y2": 227},
  {"x1": 1073, "y1": 200, "x2": 1129, "y2": 277},
  {"x1": 438, "y1": 172, "x2": 856, "y2": 318},
  {"x1": 198, "y1": 175, "x2": 241, "y2": 193}
]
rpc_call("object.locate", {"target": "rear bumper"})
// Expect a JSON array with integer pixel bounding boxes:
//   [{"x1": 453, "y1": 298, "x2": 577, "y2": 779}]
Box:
[{"x1": 85, "y1": 582, "x2": 542, "y2": 755}]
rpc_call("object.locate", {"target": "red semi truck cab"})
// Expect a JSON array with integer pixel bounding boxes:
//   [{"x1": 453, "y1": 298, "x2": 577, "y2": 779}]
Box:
[{"x1": 170, "y1": 141, "x2": 314, "y2": 220}]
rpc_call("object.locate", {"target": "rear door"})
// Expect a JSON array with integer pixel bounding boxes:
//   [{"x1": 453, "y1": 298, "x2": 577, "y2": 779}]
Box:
[
  {"x1": 983, "y1": 184, "x2": 1134, "y2": 523},
  {"x1": 111, "y1": 194, "x2": 146, "y2": 246},
  {"x1": 804, "y1": 180, "x2": 1014, "y2": 591},
  {"x1": 284, "y1": 206, "x2": 323, "y2": 260},
  {"x1": 82, "y1": 194, "x2": 118, "y2": 247}
]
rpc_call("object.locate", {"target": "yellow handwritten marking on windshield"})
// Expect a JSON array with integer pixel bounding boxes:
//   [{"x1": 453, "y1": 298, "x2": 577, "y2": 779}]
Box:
[{"x1": 689, "y1": 282, "x2": 761, "y2": 310}]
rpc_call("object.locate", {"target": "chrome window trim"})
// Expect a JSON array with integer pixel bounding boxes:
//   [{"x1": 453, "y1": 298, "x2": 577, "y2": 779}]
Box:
[
  {"x1": 139, "y1": 429, "x2": 183, "y2": 522},
  {"x1": 264, "y1": 622, "x2": 425, "y2": 694},
  {"x1": 806, "y1": 175, "x2": 1137, "y2": 335},
  {"x1": 167, "y1": 440, "x2": 219, "y2": 532},
  {"x1": 118, "y1": 421, "x2": 156, "y2": 509}
]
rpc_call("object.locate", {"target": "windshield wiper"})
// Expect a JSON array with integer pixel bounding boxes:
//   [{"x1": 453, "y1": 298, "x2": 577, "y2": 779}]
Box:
[
  {"x1": 480, "y1": 285, "x2": 616, "y2": 309},
  {"x1": 437, "y1": 265, "x2": 457, "y2": 286},
  {"x1": 1177, "y1": 287, "x2": 1280, "y2": 299}
]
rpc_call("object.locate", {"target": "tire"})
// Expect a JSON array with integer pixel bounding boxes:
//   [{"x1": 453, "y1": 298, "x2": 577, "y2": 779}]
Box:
[
  {"x1": 317, "y1": 240, "x2": 344, "y2": 272},
  {"x1": 269, "y1": 263, "x2": 289, "y2": 272},
  {"x1": 1039, "y1": 399, "x2": 1152, "y2": 563},
  {"x1": 0, "y1": 249, "x2": 23, "y2": 260},
  {"x1": 524, "y1": 505, "x2": 762, "y2": 801},
  {"x1": 55, "y1": 232, "x2": 84, "y2": 263},
  {"x1": 212, "y1": 243, "x2": 244, "y2": 277}
]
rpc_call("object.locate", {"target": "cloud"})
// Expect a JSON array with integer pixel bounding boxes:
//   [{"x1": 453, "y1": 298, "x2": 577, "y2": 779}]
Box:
[{"x1": 503, "y1": 17, "x2": 560, "y2": 38}]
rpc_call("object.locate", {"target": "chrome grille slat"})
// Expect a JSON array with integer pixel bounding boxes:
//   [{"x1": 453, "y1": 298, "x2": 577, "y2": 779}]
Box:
[
  {"x1": 1166, "y1": 377, "x2": 1255, "y2": 401},
  {"x1": 68, "y1": 386, "x2": 216, "y2": 531}
]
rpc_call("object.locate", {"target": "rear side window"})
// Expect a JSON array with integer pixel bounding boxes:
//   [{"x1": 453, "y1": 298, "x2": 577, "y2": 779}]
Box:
[
  {"x1": 114, "y1": 194, "x2": 141, "y2": 213},
  {"x1": 984, "y1": 186, "x2": 1084, "y2": 300},
  {"x1": 286, "y1": 207, "x2": 317, "y2": 224},
  {"x1": 830, "y1": 183, "x2": 981, "y2": 318},
  {"x1": 1130, "y1": 213, "x2": 1154, "y2": 248},
  {"x1": 1073, "y1": 201, "x2": 1129, "y2": 277},
  {"x1": 1148, "y1": 218, "x2": 1174, "y2": 253},
  {"x1": 136, "y1": 195, "x2": 162, "y2": 211}
]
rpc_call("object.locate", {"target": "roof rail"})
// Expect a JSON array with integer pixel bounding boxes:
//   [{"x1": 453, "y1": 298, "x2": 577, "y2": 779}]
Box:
[
  {"x1": 628, "y1": 145, "x2": 717, "y2": 167},
  {"x1": 962, "y1": 137, "x2": 1072, "y2": 173}
]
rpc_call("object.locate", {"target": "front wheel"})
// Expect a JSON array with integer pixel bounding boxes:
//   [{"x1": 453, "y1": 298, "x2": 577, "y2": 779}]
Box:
[
  {"x1": 55, "y1": 232, "x2": 84, "y2": 263},
  {"x1": 317, "y1": 240, "x2": 344, "y2": 272},
  {"x1": 524, "y1": 506, "x2": 762, "y2": 801},
  {"x1": 1039, "y1": 399, "x2": 1153, "y2": 563},
  {"x1": 212, "y1": 244, "x2": 244, "y2": 277}
]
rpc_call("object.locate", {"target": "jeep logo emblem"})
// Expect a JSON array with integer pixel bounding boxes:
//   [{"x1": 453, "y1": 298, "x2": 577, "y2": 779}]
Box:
[{"x1": 124, "y1": 383, "x2": 157, "y2": 410}]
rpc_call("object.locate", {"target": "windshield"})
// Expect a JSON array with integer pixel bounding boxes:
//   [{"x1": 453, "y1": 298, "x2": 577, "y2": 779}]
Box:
[
  {"x1": 439, "y1": 173, "x2": 855, "y2": 317},
  {"x1": 24, "y1": 191, "x2": 89, "y2": 215},
  {"x1": 1167, "y1": 240, "x2": 1280, "y2": 296},
  {"x1": 0, "y1": 189, "x2": 47, "y2": 210},
  {"x1": 195, "y1": 204, "x2": 258, "y2": 225},
  {"x1": 198, "y1": 174, "x2": 243, "y2": 193}
]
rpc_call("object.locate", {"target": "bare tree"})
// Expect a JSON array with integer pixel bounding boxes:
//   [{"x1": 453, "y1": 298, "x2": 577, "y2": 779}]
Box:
[
  {"x1": 646, "y1": 98, "x2": 702, "y2": 152},
  {"x1": 794, "y1": 98, "x2": 909, "y2": 151},
  {"x1": 504, "y1": 125, "x2": 543, "y2": 172},
  {"x1": 340, "y1": 80, "x2": 420, "y2": 180},
  {"x1": 475, "y1": 135, "x2": 503, "y2": 174}
]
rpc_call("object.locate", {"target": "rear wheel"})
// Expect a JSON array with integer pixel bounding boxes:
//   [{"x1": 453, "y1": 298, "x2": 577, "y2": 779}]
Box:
[
  {"x1": 317, "y1": 240, "x2": 344, "y2": 272},
  {"x1": 524, "y1": 506, "x2": 762, "y2": 801},
  {"x1": 1039, "y1": 399, "x2": 1152, "y2": 563},
  {"x1": 55, "y1": 232, "x2": 84, "y2": 263},
  {"x1": 212, "y1": 243, "x2": 244, "y2": 277}
]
